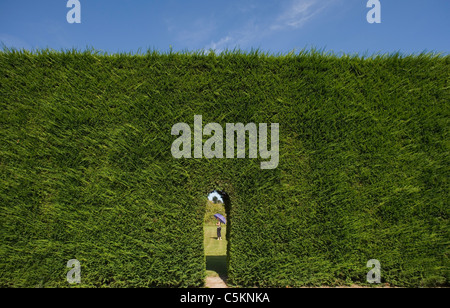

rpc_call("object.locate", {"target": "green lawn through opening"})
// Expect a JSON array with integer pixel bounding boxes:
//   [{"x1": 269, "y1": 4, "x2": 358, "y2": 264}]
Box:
[{"x1": 204, "y1": 224, "x2": 227, "y2": 279}]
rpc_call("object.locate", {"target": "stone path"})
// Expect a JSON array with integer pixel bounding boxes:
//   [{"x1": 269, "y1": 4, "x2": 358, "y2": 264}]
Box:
[{"x1": 205, "y1": 276, "x2": 228, "y2": 288}]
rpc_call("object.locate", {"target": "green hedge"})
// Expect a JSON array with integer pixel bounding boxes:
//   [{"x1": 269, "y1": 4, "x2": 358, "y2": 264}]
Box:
[
  {"x1": 0, "y1": 49, "x2": 448, "y2": 287},
  {"x1": 204, "y1": 200, "x2": 226, "y2": 225}
]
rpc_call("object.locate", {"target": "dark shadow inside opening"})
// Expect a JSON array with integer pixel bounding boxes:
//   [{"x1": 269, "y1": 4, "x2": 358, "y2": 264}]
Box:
[{"x1": 206, "y1": 255, "x2": 227, "y2": 281}]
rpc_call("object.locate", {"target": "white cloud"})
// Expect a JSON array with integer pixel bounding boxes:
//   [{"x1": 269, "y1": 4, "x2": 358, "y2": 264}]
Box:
[
  {"x1": 208, "y1": 36, "x2": 232, "y2": 51},
  {"x1": 206, "y1": 20, "x2": 260, "y2": 52},
  {"x1": 271, "y1": 0, "x2": 336, "y2": 30},
  {"x1": 206, "y1": 0, "x2": 338, "y2": 52},
  {"x1": 167, "y1": 16, "x2": 217, "y2": 50}
]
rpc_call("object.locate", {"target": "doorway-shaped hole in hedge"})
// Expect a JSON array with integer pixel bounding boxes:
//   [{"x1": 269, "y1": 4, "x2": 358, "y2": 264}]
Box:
[{"x1": 204, "y1": 190, "x2": 230, "y2": 283}]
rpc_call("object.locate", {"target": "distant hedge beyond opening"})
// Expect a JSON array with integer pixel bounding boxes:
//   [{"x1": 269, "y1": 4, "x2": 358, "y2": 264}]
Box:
[{"x1": 0, "y1": 49, "x2": 448, "y2": 287}]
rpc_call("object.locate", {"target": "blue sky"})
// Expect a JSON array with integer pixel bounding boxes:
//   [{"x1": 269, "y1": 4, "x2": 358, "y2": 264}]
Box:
[{"x1": 1, "y1": 0, "x2": 449, "y2": 55}]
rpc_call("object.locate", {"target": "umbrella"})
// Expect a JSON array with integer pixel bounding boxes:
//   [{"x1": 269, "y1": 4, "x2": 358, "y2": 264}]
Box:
[{"x1": 214, "y1": 213, "x2": 226, "y2": 224}]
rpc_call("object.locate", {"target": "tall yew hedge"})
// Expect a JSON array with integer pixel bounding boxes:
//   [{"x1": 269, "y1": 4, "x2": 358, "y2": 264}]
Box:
[{"x1": 0, "y1": 49, "x2": 448, "y2": 287}]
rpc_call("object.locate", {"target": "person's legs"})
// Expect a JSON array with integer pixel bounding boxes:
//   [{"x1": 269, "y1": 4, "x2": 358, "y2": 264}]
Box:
[{"x1": 217, "y1": 227, "x2": 221, "y2": 240}]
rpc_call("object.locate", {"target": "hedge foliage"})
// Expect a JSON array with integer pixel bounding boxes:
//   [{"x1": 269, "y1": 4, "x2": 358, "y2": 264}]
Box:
[
  {"x1": 204, "y1": 200, "x2": 226, "y2": 225},
  {"x1": 0, "y1": 49, "x2": 448, "y2": 287}
]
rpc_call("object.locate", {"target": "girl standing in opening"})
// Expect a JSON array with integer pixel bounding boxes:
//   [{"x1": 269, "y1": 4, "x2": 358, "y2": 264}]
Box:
[{"x1": 216, "y1": 218, "x2": 222, "y2": 240}]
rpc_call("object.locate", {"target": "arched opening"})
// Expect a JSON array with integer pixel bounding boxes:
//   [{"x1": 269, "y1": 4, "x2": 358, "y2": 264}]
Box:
[{"x1": 204, "y1": 189, "x2": 230, "y2": 286}]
